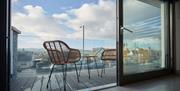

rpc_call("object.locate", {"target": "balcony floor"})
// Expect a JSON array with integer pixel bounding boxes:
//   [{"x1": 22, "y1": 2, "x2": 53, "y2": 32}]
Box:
[{"x1": 10, "y1": 67, "x2": 116, "y2": 91}]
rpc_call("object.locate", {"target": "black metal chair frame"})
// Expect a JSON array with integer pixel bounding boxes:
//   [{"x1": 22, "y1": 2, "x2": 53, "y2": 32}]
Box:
[{"x1": 43, "y1": 40, "x2": 82, "y2": 91}]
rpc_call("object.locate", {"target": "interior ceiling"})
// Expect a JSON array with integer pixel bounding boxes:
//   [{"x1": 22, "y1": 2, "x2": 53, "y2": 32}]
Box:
[{"x1": 138, "y1": 0, "x2": 161, "y2": 8}]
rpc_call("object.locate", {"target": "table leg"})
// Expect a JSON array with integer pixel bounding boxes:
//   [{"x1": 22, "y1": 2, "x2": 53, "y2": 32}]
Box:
[
  {"x1": 94, "y1": 58, "x2": 100, "y2": 76},
  {"x1": 87, "y1": 58, "x2": 91, "y2": 79}
]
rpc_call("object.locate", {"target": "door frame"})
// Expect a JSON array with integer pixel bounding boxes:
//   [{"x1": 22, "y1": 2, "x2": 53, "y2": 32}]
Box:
[
  {"x1": 117, "y1": 0, "x2": 175, "y2": 85},
  {"x1": 0, "y1": 0, "x2": 177, "y2": 90},
  {"x1": 0, "y1": 0, "x2": 10, "y2": 91}
]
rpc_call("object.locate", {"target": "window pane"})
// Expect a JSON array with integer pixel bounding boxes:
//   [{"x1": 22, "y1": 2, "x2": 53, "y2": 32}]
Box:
[{"x1": 123, "y1": 0, "x2": 169, "y2": 74}]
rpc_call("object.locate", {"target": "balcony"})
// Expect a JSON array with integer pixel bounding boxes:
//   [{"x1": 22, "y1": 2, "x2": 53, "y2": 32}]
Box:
[{"x1": 10, "y1": 64, "x2": 116, "y2": 91}]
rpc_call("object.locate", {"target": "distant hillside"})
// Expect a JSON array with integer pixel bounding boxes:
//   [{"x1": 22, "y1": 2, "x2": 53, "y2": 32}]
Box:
[{"x1": 18, "y1": 48, "x2": 45, "y2": 52}]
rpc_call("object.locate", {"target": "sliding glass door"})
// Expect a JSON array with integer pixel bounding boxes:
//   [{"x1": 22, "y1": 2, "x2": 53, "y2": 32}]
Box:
[{"x1": 118, "y1": 0, "x2": 172, "y2": 85}]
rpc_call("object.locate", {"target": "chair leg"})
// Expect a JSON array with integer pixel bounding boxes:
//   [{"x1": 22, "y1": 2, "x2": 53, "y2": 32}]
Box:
[
  {"x1": 94, "y1": 58, "x2": 100, "y2": 76},
  {"x1": 46, "y1": 64, "x2": 55, "y2": 89},
  {"x1": 74, "y1": 63, "x2": 80, "y2": 82},
  {"x1": 103, "y1": 62, "x2": 106, "y2": 74},
  {"x1": 65, "y1": 64, "x2": 67, "y2": 91},
  {"x1": 79, "y1": 61, "x2": 82, "y2": 77},
  {"x1": 101, "y1": 61, "x2": 105, "y2": 77},
  {"x1": 62, "y1": 64, "x2": 67, "y2": 91},
  {"x1": 87, "y1": 59, "x2": 91, "y2": 79}
]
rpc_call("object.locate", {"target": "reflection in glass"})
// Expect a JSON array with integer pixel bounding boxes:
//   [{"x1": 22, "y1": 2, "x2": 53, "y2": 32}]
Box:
[{"x1": 123, "y1": 0, "x2": 168, "y2": 74}]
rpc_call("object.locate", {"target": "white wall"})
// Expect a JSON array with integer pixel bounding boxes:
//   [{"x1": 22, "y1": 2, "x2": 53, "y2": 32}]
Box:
[{"x1": 175, "y1": 0, "x2": 180, "y2": 72}]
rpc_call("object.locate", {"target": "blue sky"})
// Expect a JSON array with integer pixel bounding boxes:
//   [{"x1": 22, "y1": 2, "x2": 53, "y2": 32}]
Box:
[
  {"x1": 12, "y1": 0, "x2": 98, "y2": 15},
  {"x1": 12, "y1": 0, "x2": 117, "y2": 49},
  {"x1": 11, "y1": 0, "x2": 161, "y2": 50}
]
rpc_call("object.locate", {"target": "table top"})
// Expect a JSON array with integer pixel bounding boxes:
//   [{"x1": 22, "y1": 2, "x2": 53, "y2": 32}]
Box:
[{"x1": 82, "y1": 55, "x2": 98, "y2": 58}]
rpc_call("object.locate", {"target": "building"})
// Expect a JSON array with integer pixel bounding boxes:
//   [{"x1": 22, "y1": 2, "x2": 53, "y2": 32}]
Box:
[{"x1": 10, "y1": 26, "x2": 21, "y2": 76}]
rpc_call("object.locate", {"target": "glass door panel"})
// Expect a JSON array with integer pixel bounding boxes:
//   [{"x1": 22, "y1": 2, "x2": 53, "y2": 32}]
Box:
[{"x1": 122, "y1": 0, "x2": 169, "y2": 75}]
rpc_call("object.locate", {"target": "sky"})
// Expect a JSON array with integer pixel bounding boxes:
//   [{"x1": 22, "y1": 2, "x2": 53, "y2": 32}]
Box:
[
  {"x1": 12, "y1": 0, "x2": 116, "y2": 49},
  {"x1": 11, "y1": 0, "x2": 161, "y2": 50}
]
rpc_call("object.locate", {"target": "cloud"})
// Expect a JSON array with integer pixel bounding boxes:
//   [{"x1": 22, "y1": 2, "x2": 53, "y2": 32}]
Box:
[
  {"x1": 12, "y1": 5, "x2": 68, "y2": 48},
  {"x1": 52, "y1": 13, "x2": 70, "y2": 23},
  {"x1": 12, "y1": 0, "x2": 19, "y2": 3},
  {"x1": 53, "y1": 0, "x2": 116, "y2": 40},
  {"x1": 23, "y1": 5, "x2": 45, "y2": 17}
]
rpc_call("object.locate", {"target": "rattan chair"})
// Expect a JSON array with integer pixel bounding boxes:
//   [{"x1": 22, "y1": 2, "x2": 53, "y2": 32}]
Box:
[
  {"x1": 101, "y1": 49, "x2": 116, "y2": 77},
  {"x1": 43, "y1": 40, "x2": 81, "y2": 91}
]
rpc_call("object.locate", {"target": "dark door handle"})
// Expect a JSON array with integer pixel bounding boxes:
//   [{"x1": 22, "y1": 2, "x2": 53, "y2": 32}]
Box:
[{"x1": 120, "y1": 26, "x2": 133, "y2": 33}]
